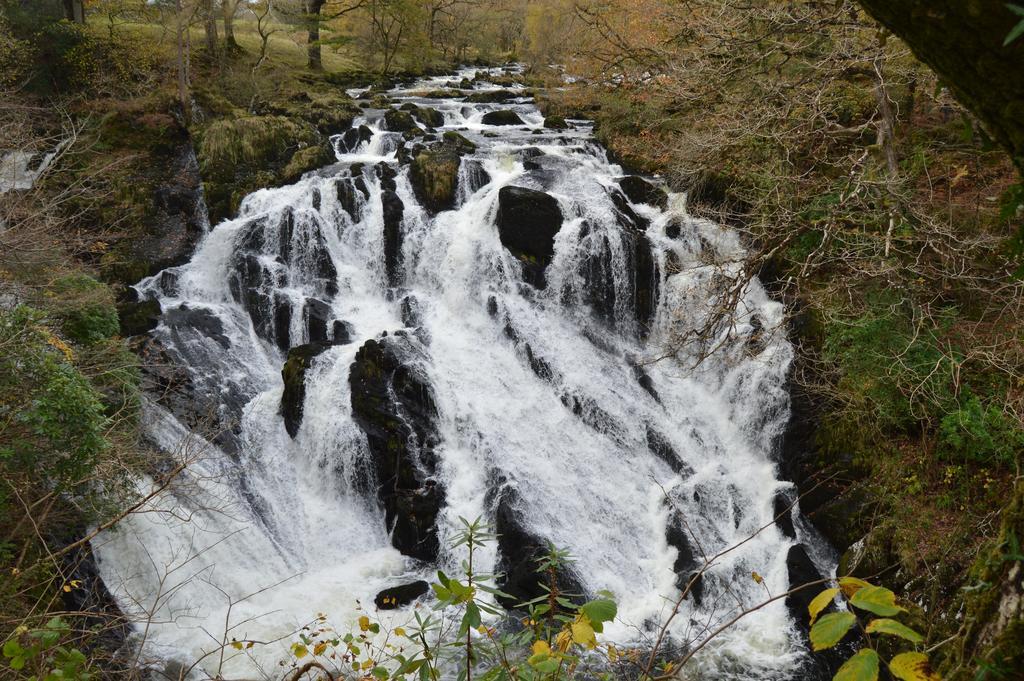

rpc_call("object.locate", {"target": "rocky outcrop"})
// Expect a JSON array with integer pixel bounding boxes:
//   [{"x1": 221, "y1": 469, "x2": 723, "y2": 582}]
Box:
[
  {"x1": 543, "y1": 115, "x2": 569, "y2": 130},
  {"x1": 349, "y1": 334, "x2": 444, "y2": 561},
  {"x1": 335, "y1": 174, "x2": 370, "y2": 222},
  {"x1": 618, "y1": 175, "x2": 668, "y2": 210},
  {"x1": 493, "y1": 487, "x2": 585, "y2": 609},
  {"x1": 280, "y1": 343, "x2": 328, "y2": 438},
  {"x1": 665, "y1": 511, "x2": 704, "y2": 602},
  {"x1": 410, "y1": 149, "x2": 461, "y2": 213},
  {"x1": 381, "y1": 189, "x2": 405, "y2": 287},
  {"x1": 338, "y1": 125, "x2": 373, "y2": 154},
  {"x1": 384, "y1": 108, "x2": 419, "y2": 133},
  {"x1": 482, "y1": 109, "x2": 526, "y2": 126},
  {"x1": 495, "y1": 186, "x2": 563, "y2": 288},
  {"x1": 375, "y1": 581, "x2": 430, "y2": 610}
]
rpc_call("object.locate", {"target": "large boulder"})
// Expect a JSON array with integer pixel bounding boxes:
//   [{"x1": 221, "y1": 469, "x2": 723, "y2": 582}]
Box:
[
  {"x1": 413, "y1": 106, "x2": 444, "y2": 128},
  {"x1": 410, "y1": 149, "x2": 461, "y2": 213},
  {"x1": 465, "y1": 90, "x2": 521, "y2": 104},
  {"x1": 665, "y1": 510, "x2": 704, "y2": 602},
  {"x1": 280, "y1": 343, "x2": 328, "y2": 438},
  {"x1": 349, "y1": 334, "x2": 444, "y2": 561},
  {"x1": 381, "y1": 190, "x2": 405, "y2": 287},
  {"x1": 384, "y1": 109, "x2": 419, "y2": 133},
  {"x1": 493, "y1": 487, "x2": 585, "y2": 609},
  {"x1": 495, "y1": 186, "x2": 563, "y2": 288},
  {"x1": 618, "y1": 175, "x2": 668, "y2": 210},
  {"x1": 482, "y1": 109, "x2": 525, "y2": 126},
  {"x1": 338, "y1": 125, "x2": 373, "y2": 153},
  {"x1": 543, "y1": 115, "x2": 569, "y2": 130},
  {"x1": 375, "y1": 581, "x2": 430, "y2": 610},
  {"x1": 441, "y1": 130, "x2": 476, "y2": 155}
]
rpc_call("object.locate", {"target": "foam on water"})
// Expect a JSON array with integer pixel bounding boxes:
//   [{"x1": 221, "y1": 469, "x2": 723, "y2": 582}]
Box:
[{"x1": 94, "y1": 66, "x2": 823, "y2": 680}]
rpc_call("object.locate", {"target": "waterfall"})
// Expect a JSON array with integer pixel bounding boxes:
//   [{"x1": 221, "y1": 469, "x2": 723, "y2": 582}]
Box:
[{"x1": 94, "y1": 66, "x2": 828, "y2": 680}]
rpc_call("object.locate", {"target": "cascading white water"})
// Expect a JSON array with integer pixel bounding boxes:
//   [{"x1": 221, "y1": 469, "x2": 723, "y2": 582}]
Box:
[{"x1": 93, "y1": 66, "x2": 826, "y2": 680}]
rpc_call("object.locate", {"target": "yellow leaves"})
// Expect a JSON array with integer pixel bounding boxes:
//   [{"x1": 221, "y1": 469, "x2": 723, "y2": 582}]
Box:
[
  {"x1": 808, "y1": 587, "x2": 840, "y2": 625},
  {"x1": 751, "y1": 571, "x2": 763, "y2": 584},
  {"x1": 834, "y1": 648, "x2": 879, "y2": 681},
  {"x1": 809, "y1": 612, "x2": 856, "y2": 651},
  {"x1": 394, "y1": 627, "x2": 406, "y2": 638},
  {"x1": 61, "y1": 579, "x2": 82, "y2": 593},
  {"x1": 889, "y1": 652, "x2": 940, "y2": 681},
  {"x1": 230, "y1": 640, "x2": 243, "y2": 650},
  {"x1": 531, "y1": 640, "x2": 550, "y2": 657},
  {"x1": 849, "y1": 585, "x2": 904, "y2": 617},
  {"x1": 570, "y1": 620, "x2": 596, "y2": 649},
  {"x1": 358, "y1": 615, "x2": 371, "y2": 632},
  {"x1": 606, "y1": 644, "x2": 619, "y2": 662},
  {"x1": 291, "y1": 643, "x2": 308, "y2": 659},
  {"x1": 313, "y1": 642, "x2": 328, "y2": 656},
  {"x1": 360, "y1": 658, "x2": 374, "y2": 670},
  {"x1": 838, "y1": 576, "x2": 872, "y2": 598},
  {"x1": 46, "y1": 332, "x2": 74, "y2": 362},
  {"x1": 864, "y1": 618, "x2": 923, "y2": 644}
]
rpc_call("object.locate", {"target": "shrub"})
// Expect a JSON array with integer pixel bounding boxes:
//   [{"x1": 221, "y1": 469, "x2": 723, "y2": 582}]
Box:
[
  {"x1": 938, "y1": 394, "x2": 1024, "y2": 466},
  {"x1": 48, "y1": 274, "x2": 119, "y2": 345}
]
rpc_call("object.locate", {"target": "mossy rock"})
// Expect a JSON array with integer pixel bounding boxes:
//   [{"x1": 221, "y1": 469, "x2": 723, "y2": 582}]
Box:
[
  {"x1": 543, "y1": 114, "x2": 569, "y2": 130},
  {"x1": 281, "y1": 144, "x2": 335, "y2": 184},
  {"x1": 117, "y1": 298, "x2": 162, "y2": 337},
  {"x1": 384, "y1": 108, "x2": 419, "y2": 132},
  {"x1": 410, "y1": 149, "x2": 460, "y2": 213},
  {"x1": 481, "y1": 109, "x2": 525, "y2": 126},
  {"x1": 413, "y1": 106, "x2": 444, "y2": 128},
  {"x1": 441, "y1": 131, "x2": 476, "y2": 154}
]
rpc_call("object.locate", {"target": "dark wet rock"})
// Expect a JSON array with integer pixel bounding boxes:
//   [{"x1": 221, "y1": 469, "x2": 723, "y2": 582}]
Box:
[
  {"x1": 543, "y1": 115, "x2": 569, "y2": 130},
  {"x1": 523, "y1": 342, "x2": 554, "y2": 381},
  {"x1": 335, "y1": 177, "x2": 367, "y2": 222},
  {"x1": 375, "y1": 162, "x2": 398, "y2": 191},
  {"x1": 280, "y1": 343, "x2": 329, "y2": 438},
  {"x1": 465, "y1": 90, "x2": 520, "y2": 104},
  {"x1": 609, "y1": 187, "x2": 650, "y2": 232},
  {"x1": 461, "y1": 159, "x2": 490, "y2": 195},
  {"x1": 399, "y1": 102, "x2": 418, "y2": 111},
  {"x1": 774, "y1": 491, "x2": 797, "y2": 539},
  {"x1": 486, "y1": 295, "x2": 499, "y2": 318},
  {"x1": 303, "y1": 298, "x2": 332, "y2": 344},
  {"x1": 646, "y1": 426, "x2": 694, "y2": 476},
  {"x1": 665, "y1": 511, "x2": 704, "y2": 603},
  {"x1": 375, "y1": 580, "x2": 430, "y2": 610},
  {"x1": 158, "y1": 269, "x2": 179, "y2": 296},
  {"x1": 349, "y1": 336, "x2": 444, "y2": 561},
  {"x1": 273, "y1": 292, "x2": 292, "y2": 352},
  {"x1": 630, "y1": 232, "x2": 660, "y2": 337},
  {"x1": 381, "y1": 190, "x2": 405, "y2": 287},
  {"x1": 338, "y1": 125, "x2": 373, "y2": 153},
  {"x1": 441, "y1": 130, "x2": 476, "y2": 155},
  {"x1": 410, "y1": 149, "x2": 461, "y2": 213},
  {"x1": 413, "y1": 106, "x2": 444, "y2": 128},
  {"x1": 632, "y1": 361, "x2": 660, "y2": 402},
  {"x1": 333, "y1": 320, "x2": 354, "y2": 345},
  {"x1": 311, "y1": 187, "x2": 321, "y2": 212},
  {"x1": 163, "y1": 304, "x2": 230, "y2": 349},
  {"x1": 559, "y1": 391, "x2": 622, "y2": 439},
  {"x1": 401, "y1": 295, "x2": 423, "y2": 328},
  {"x1": 495, "y1": 186, "x2": 563, "y2": 289},
  {"x1": 385, "y1": 108, "x2": 419, "y2": 132},
  {"x1": 118, "y1": 298, "x2": 162, "y2": 337},
  {"x1": 618, "y1": 175, "x2": 668, "y2": 210},
  {"x1": 665, "y1": 219, "x2": 682, "y2": 239},
  {"x1": 493, "y1": 487, "x2": 585, "y2": 609},
  {"x1": 482, "y1": 109, "x2": 526, "y2": 126},
  {"x1": 785, "y1": 544, "x2": 829, "y2": 628}
]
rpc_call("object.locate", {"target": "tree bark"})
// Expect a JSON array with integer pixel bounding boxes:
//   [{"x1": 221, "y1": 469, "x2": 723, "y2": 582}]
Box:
[
  {"x1": 306, "y1": 0, "x2": 327, "y2": 70},
  {"x1": 62, "y1": 0, "x2": 84, "y2": 23},
  {"x1": 857, "y1": 0, "x2": 1024, "y2": 174},
  {"x1": 203, "y1": 0, "x2": 219, "y2": 56},
  {"x1": 223, "y1": 0, "x2": 240, "y2": 50}
]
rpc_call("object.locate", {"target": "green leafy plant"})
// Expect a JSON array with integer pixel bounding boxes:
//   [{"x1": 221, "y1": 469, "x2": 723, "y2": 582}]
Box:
[
  {"x1": 1004, "y1": 4, "x2": 1024, "y2": 46},
  {"x1": 2, "y1": 617, "x2": 93, "y2": 681},
  {"x1": 809, "y1": 577, "x2": 939, "y2": 681}
]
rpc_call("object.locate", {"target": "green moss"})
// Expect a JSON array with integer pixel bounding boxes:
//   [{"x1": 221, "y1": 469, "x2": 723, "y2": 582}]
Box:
[{"x1": 281, "y1": 144, "x2": 335, "y2": 184}]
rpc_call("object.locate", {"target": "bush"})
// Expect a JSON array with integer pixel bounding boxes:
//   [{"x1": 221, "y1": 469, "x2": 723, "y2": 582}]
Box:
[
  {"x1": 0, "y1": 306, "x2": 109, "y2": 485},
  {"x1": 938, "y1": 394, "x2": 1024, "y2": 466},
  {"x1": 48, "y1": 274, "x2": 119, "y2": 345}
]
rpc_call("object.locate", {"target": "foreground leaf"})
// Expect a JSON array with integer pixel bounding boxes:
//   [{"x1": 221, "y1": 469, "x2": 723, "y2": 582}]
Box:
[
  {"x1": 889, "y1": 652, "x2": 940, "y2": 681},
  {"x1": 850, "y1": 585, "x2": 904, "y2": 617},
  {"x1": 580, "y1": 599, "x2": 617, "y2": 626},
  {"x1": 865, "y1": 618, "x2": 923, "y2": 643},
  {"x1": 808, "y1": 587, "x2": 840, "y2": 625},
  {"x1": 809, "y1": 611, "x2": 856, "y2": 651},
  {"x1": 571, "y1": 621, "x2": 596, "y2": 648},
  {"x1": 835, "y1": 648, "x2": 879, "y2": 681},
  {"x1": 838, "y1": 576, "x2": 872, "y2": 598}
]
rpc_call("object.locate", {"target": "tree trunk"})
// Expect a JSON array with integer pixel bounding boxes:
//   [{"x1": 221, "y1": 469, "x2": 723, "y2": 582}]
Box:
[
  {"x1": 203, "y1": 0, "x2": 219, "y2": 56},
  {"x1": 63, "y1": 0, "x2": 84, "y2": 23},
  {"x1": 175, "y1": 0, "x2": 191, "y2": 123},
  {"x1": 857, "y1": 0, "x2": 1024, "y2": 174},
  {"x1": 306, "y1": 0, "x2": 327, "y2": 70},
  {"x1": 223, "y1": 0, "x2": 239, "y2": 50}
]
